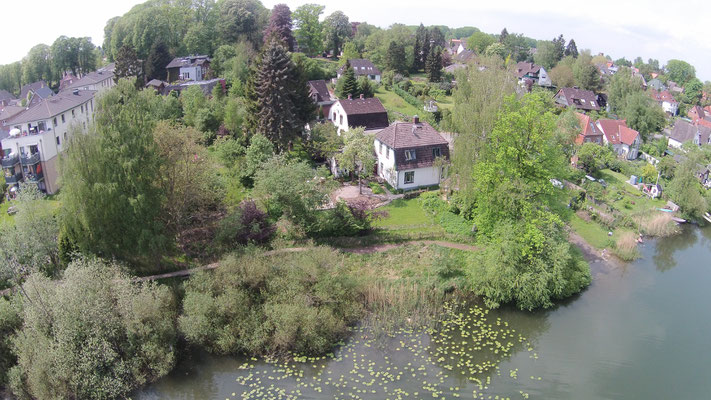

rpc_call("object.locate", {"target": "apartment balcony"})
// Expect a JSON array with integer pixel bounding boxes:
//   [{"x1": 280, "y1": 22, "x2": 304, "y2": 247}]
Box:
[
  {"x1": 4, "y1": 172, "x2": 23, "y2": 185},
  {"x1": 27, "y1": 171, "x2": 44, "y2": 183},
  {"x1": 1, "y1": 154, "x2": 19, "y2": 168},
  {"x1": 20, "y1": 152, "x2": 40, "y2": 166}
]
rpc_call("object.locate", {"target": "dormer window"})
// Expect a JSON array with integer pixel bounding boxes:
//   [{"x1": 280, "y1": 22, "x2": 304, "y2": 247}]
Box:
[{"x1": 405, "y1": 150, "x2": 416, "y2": 161}]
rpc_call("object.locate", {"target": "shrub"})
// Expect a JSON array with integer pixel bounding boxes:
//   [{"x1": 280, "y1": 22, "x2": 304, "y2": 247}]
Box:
[
  {"x1": 419, "y1": 192, "x2": 475, "y2": 237},
  {"x1": 639, "y1": 213, "x2": 680, "y2": 237},
  {"x1": 9, "y1": 257, "x2": 176, "y2": 400},
  {"x1": 309, "y1": 200, "x2": 373, "y2": 238},
  {"x1": 179, "y1": 248, "x2": 362, "y2": 356},
  {"x1": 0, "y1": 297, "x2": 21, "y2": 387},
  {"x1": 614, "y1": 231, "x2": 640, "y2": 261},
  {"x1": 216, "y1": 200, "x2": 275, "y2": 246}
]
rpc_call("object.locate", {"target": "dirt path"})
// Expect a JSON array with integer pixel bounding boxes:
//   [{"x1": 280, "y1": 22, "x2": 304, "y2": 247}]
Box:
[{"x1": 568, "y1": 231, "x2": 622, "y2": 272}]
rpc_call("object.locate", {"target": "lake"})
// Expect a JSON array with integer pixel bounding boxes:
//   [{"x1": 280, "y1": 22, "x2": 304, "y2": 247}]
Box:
[{"x1": 137, "y1": 225, "x2": 711, "y2": 399}]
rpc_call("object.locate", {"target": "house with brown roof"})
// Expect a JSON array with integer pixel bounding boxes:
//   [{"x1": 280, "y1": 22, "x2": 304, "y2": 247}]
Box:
[
  {"x1": 20, "y1": 81, "x2": 50, "y2": 102},
  {"x1": 329, "y1": 95, "x2": 389, "y2": 134},
  {"x1": 374, "y1": 116, "x2": 450, "y2": 189},
  {"x1": 668, "y1": 119, "x2": 711, "y2": 149},
  {"x1": 0, "y1": 90, "x2": 15, "y2": 107},
  {"x1": 61, "y1": 64, "x2": 115, "y2": 93},
  {"x1": 308, "y1": 80, "x2": 335, "y2": 119},
  {"x1": 515, "y1": 62, "x2": 552, "y2": 88},
  {"x1": 337, "y1": 59, "x2": 381, "y2": 82},
  {"x1": 2, "y1": 89, "x2": 96, "y2": 195},
  {"x1": 596, "y1": 119, "x2": 641, "y2": 160},
  {"x1": 574, "y1": 112, "x2": 604, "y2": 145},
  {"x1": 554, "y1": 87, "x2": 601, "y2": 112},
  {"x1": 688, "y1": 106, "x2": 711, "y2": 129},
  {"x1": 649, "y1": 90, "x2": 678, "y2": 115},
  {"x1": 166, "y1": 55, "x2": 210, "y2": 82}
]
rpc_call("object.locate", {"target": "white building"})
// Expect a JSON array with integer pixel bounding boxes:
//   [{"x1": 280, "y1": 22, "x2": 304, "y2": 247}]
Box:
[
  {"x1": 374, "y1": 117, "x2": 450, "y2": 190},
  {"x1": 61, "y1": 63, "x2": 115, "y2": 94},
  {"x1": 597, "y1": 119, "x2": 641, "y2": 160},
  {"x1": 166, "y1": 56, "x2": 210, "y2": 82},
  {"x1": 1, "y1": 90, "x2": 96, "y2": 194},
  {"x1": 330, "y1": 96, "x2": 389, "y2": 134},
  {"x1": 337, "y1": 59, "x2": 381, "y2": 83}
]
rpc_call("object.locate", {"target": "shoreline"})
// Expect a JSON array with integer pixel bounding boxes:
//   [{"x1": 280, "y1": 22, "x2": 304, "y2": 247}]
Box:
[{"x1": 568, "y1": 230, "x2": 622, "y2": 273}]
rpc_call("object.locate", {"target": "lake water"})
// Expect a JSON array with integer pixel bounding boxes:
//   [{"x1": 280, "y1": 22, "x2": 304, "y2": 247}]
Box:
[{"x1": 137, "y1": 225, "x2": 711, "y2": 400}]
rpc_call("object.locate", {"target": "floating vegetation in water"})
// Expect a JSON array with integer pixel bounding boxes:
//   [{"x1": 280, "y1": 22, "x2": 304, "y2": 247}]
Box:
[{"x1": 228, "y1": 302, "x2": 538, "y2": 399}]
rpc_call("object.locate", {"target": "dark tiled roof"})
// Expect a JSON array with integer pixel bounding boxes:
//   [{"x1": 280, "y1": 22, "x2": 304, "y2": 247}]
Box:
[
  {"x1": 62, "y1": 66, "x2": 115, "y2": 92},
  {"x1": 515, "y1": 62, "x2": 541, "y2": 79},
  {"x1": 454, "y1": 50, "x2": 476, "y2": 63},
  {"x1": 338, "y1": 97, "x2": 389, "y2": 130},
  {"x1": 20, "y1": 81, "x2": 48, "y2": 100},
  {"x1": 341, "y1": 59, "x2": 381, "y2": 76},
  {"x1": 556, "y1": 87, "x2": 601, "y2": 111},
  {"x1": 163, "y1": 78, "x2": 224, "y2": 96},
  {"x1": 376, "y1": 120, "x2": 450, "y2": 169},
  {"x1": 308, "y1": 80, "x2": 331, "y2": 103},
  {"x1": 670, "y1": 119, "x2": 711, "y2": 144},
  {"x1": 34, "y1": 87, "x2": 54, "y2": 99},
  {"x1": 0, "y1": 90, "x2": 15, "y2": 103},
  {"x1": 166, "y1": 56, "x2": 210, "y2": 69},
  {"x1": 6, "y1": 90, "x2": 96, "y2": 124}
]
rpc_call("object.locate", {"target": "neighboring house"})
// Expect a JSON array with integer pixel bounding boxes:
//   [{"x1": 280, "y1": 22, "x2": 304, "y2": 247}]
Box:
[
  {"x1": 448, "y1": 39, "x2": 466, "y2": 55},
  {"x1": 554, "y1": 87, "x2": 601, "y2": 112},
  {"x1": 166, "y1": 55, "x2": 211, "y2": 82},
  {"x1": 514, "y1": 62, "x2": 552, "y2": 87},
  {"x1": 667, "y1": 81, "x2": 684, "y2": 94},
  {"x1": 668, "y1": 119, "x2": 711, "y2": 149},
  {"x1": 308, "y1": 80, "x2": 335, "y2": 119},
  {"x1": 146, "y1": 79, "x2": 168, "y2": 92},
  {"x1": 162, "y1": 78, "x2": 225, "y2": 96},
  {"x1": 688, "y1": 105, "x2": 711, "y2": 129},
  {"x1": 374, "y1": 116, "x2": 450, "y2": 190},
  {"x1": 329, "y1": 95, "x2": 389, "y2": 134},
  {"x1": 58, "y1": 73, "x2": 79, "y2": 91},
  {"x1": 0, "y1": 90, "x2": 15, "y2": 107},
  {"x1": 649, "y1": 90, "x2": 678, "y2": 115},
  {"x1": 453, "y1": 49, "x2": 476, "y2": 64},
  {"x1": 574, "y1": 112, "x2": 604, "y2": 145},
  {"x1": 337, "y1": 59, "x2": 381, "y2": 83},
  {"x1": 596, "y1": 119, "x2": 641, "y2": 160},
  {"x1": 444, "y1": 63, "x2": 467, "y2": 74},
  {"x1": 648, "y1": 79, "x2": 666, "y2": 91},
  {"x1": 26, "y1": 87, "x2": 55, "y2": 108},
  {"x1": 61, "y1": 64, "x2": 116, "y2": 93},
  {"x1": 19, "y1": 81, "x2": 50, "y2": 101},
  {"x1": 1, "y1": 89, "x2": 96, "y2": 194},
  {"x1": 596, "y1": 61, "x2": 619, "y2": 76}
]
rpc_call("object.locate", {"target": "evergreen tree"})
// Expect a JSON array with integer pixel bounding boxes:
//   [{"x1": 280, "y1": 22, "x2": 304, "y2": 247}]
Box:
[
  {"x1": 499, "y1": 28, "x2": 509, "y2": 43},
  {"x1": 251, "y1": 39, "x2": 313, "y2": 151},
  {"x1": 386, "y1": 41, "x2": 407, "y2": 74},
  {"x1": 429, "y1": 26, "x2": 446, "y2": 48},
  {"x1": 565, "y1": 39, "x2": 578, "y2": 58},
  {"x1": 264, "y1": 4, "x2": 296, "y2": 51},
  {"x1": 357, "y1": 76, "x2": 374, "y2": 98},
  {"x1": 113, "y1": 45, "x2": 143, "y2": 86},
  {"x1": 145, "y1": 40, "x2": 172, "y2": 81},
  {"x1": 413, "y1": 23, "x2": 427, "y2": 71},
  {"x1": 426, "y1": 46, "x2": 443, "y2": 82},
  {"x1": 552, "y1": 34, "x2": 566, "y2": 62},
  {"x1": 336, "y1": 61, "x2": 359, "y2": 98}
]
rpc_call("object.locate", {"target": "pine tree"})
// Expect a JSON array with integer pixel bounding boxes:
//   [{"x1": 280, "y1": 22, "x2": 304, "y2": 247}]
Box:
[
  {"x1": 565, "y1": 39, "x2": 579, "y2": 58},
  {"x1": 426, "y1": 46, "x2": 443, "y2": 82},
  {"x1": 264, "y1": 4, "x2": 296, "y2": 51},
  {"x1": 336, "y1": 61, "x2": 359, "y2": 98},
  {"x1": 251, "y1": 39, "x2": 312, "y2": 151},
  {"x1": 386, "y1": 41, "x2": 407, "y2": 74},
  {"x1": 499, "y1": 28, "x2": 509, "y2": 43},
  {"x1": 145, "y1": 40, "x2": 172, "y2": 82},
  {"x1": 113, "y1": 45, "x2": 143, "y2": 86},
  {"x1": 413, "y1": 24, "x2": 427, "y2": 71}
]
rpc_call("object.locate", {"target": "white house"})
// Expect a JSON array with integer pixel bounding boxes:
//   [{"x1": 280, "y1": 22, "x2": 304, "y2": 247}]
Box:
[
  {"x1": 1, "y1": 90, "x2": 96, "y2": 194},
  {"x1": 596, "y1": 119, "x2": 641, "y2": 160},
  {"x1": 330, "y1": 95, "x2": 389, "y2": 134},
  {"x1": 337, "y1": 59, "x2": 381, "y2": 83},
  {"x1": 668, "y1": 119, "x2": 711, "y2": 149},
  {"x1": 374, "y1": 117, "x2": 450, "y2": 190},
  {"x1": 61, "y1": 63, "x2": 115, "y2": 93},
  {"x1": 515, "y1": 62, "x2": 552, "y2": 87},
  {"x1": 166, "y1": 56, "x2": 210, "y2": 82}
]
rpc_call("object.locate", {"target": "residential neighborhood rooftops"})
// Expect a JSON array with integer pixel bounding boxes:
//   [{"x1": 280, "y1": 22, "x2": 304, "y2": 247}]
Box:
[
  {"x1": 6, "y1": 90, "x2": 96, "y2": 125},
  {"x1": 555, "y1": 87, "x2": 600, "y2": 111},
  {"x1": 20, "y1": 80, "x2": 49, "y2": 100},
  {"x1": 376, "y1": 118, "x2": 450, "y2": 169},
  {"x1": 649, "y1": 90, "x2": 677, "y2": 104},
  {"x1": 62, "y1": 65, "x2": 115, "y2": 92},
  {"x1": 596, "y1": 119, "x2": 636, "y2": 145},
  {"x1": 308, "y1": 80, "x2": 332, "y2": 103},
  {"x1": 515, "y1": 62, "x2": 541, "y2": 79},
  {"x1": 166, "y1": 55, "x2": 210, "y2": 69},
  {"x1": 0, "y1": 90, "x2": 15, "y2": 104},
  {"x1": 575, "y1": 112, "x2": 603, "y2": 144},
  {"x1": 337, "y1": 97, "x2": 389, "y2": 130},
  {"x1": 453, "y1": 49, "x2": 476, "y2": 63},
  {"x1": 341, "y1": 59, "x2": 381, "y2": 76},
  {"x1": 671, "y1": 119, "x2": 711, "y2": 144}
]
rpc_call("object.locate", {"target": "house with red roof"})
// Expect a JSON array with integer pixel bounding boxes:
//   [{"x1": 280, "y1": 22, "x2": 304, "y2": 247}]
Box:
[
  {"x1": 574, "y1": 112, "x2": 604, "y2": 145},
  {"x1": 649, "y1": 90, "x2": 678, "y2": 115},
  {"x1": 688, "y1": 106, "x2": 711, "y2": 129},
  {"x1": 596, "y1": 119, "x2": 641, "y2": 160},
  {"x1": 374, "y1": 116, "x2": 450, "y2": 189}
]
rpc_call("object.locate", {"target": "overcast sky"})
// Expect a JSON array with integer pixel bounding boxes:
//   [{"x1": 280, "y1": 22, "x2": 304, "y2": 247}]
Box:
[{"x1": 3, "y1": 0, "x2": 710, "y2": 81}]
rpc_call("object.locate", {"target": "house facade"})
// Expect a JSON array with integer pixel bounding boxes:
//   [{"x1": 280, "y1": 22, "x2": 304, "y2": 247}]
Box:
[
  {"x1": 596, "y1": 119, "x2": 641, "y2": 160},
  {"x1": 688, "y1": 106, "x2": 711, "y2": 129},
  {"x1": 330, "y1": 96, "x2": 389, "y2": 134},
  {"x1": 574, "y1": 112, "x2": 604, "y2": 144},
  {"x1": 308, "y1": 80, "x2": 335, "y2": 119},
  {"x1": 668, "y1": 119, "x2": 711, "y2": 149},
  {"x1": 1, "y1": 90, "x2": 96, "y2": 195},
  {"x1": 61, "y1": 64, "x2": 115, "y2": 93},
  {"x1": 337, "y1": 59, "x2": 381, "y2": 82},
  {"x1": 554, "y1": 87, "x2": 601, "y2": 112},
  {"x1": 374, "y1": 117, "x2": 450, "y2": 190},
  {"x1": 166, "y1": 56, "x2": 211, "y2": 82},
  {"x1": 515, "y1": 62, "x2": 552, "y2": 87}
]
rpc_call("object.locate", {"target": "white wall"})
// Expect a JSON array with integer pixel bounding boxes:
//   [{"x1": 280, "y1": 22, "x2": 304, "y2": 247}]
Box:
[
  {"x1": 394, "y1": 166, "x2": 441, "y2": 190},
  {"x1": 668, "y1": 138, "x2": 683, "y2": 149},
  {"x1": 374, "y1": 138, "x2": 396, "y2": 186},
  {"x1": 538, "y1": 67, "x2": 552, "y2": 87},
  {"x1": 662, "y1": 101, "x2": 678, "y2": 116},
  {"x1": 330, "y1": 101, "x2": 349, "y2": 134}
]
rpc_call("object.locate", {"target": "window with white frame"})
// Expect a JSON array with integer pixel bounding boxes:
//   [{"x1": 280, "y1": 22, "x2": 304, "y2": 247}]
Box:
[
  {"x1": 405, "y1": 150, "x2": 416, "y2": 161},
  {"x1": 404, "y1": 171, "x2": 414, "y2": 184}
]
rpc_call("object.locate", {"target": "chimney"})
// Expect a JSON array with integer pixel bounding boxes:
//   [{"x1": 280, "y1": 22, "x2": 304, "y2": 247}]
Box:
[
  {"x1": 347, "y1": 94, "x2": 352, "y2": 100},
  {"x1": 413, "y1": 115, "x2": 420, "y2": 124},
  {"x1": 359, "y1": 94, "x2": 364, "y2": 99}
]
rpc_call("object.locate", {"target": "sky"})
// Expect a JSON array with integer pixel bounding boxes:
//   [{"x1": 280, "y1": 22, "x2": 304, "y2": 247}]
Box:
[{"x1": 2, "y1": 0, "x2": 710, "y2": 81}]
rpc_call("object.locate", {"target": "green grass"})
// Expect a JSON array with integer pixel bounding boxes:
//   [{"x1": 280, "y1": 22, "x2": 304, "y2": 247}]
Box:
[
  {"x1": 374, "y1": 198, "x2": 433, "y2": 228},
  {"x1": 0, "y1": 201, "x2": 13, "y2": 225},
  {"x1": 570, "y1": 214, "x2": 612, "y2": 249},
  {"x1": 375, "y1": 87, "x2": 421, "y2": 119}
]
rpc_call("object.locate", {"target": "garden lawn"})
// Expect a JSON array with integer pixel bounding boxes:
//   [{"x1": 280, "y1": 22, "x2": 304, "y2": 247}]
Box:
[
  {"x1": 375, "y1": 87, "x2": 421, "y2": 119},
  {"x1": 570, "y1": 214, "x2": 611, "y2": 249},
  {"x1": 374, "y1": 198, "x2": 432, "y2": 228},
  {"x1": 0, "y1": 201, "x2": 12, "y2": 225}
]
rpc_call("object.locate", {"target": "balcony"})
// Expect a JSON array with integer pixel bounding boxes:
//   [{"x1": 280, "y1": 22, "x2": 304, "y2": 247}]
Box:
[
  {"x1": 1, "y1": 154, "x2": 19, "y2": 168},
  {"x1": 4, "y1": 172, "x2": 23, "y2": 185},
  {"x1": 20, "y1": 152, "x2": 40, "y2": 166},
  {"x1": 27, "y1": 171, "x2": 44, "y2": 183}
]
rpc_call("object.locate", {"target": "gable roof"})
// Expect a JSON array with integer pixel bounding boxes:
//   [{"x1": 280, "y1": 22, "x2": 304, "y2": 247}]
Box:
[
  {"x1": 337, "y1": 97, "x2": 389, "y2": 130},
  {"x1": 166, "y1": 55, "x2": 210, "y2": 69},
  {"x1": 34, "y1": 87, "x2": 54, "y2": 99},
  {"x1": 597, "y1": 119, "x2": 638, "y2": 145},
  {"x1": 575, "y1": 112, "x2": 603, "y2": 144},
  {"x1": 0, "y1": 90, "x2": 15, "y2": 103},
  {"x1": 376, "y1": 120, "x2": 450, "y2": 169},
  {"x1": 556, "y1": 87, "x2": 601, "y2": 111},
  {"x1": 20, "y1": 81, "x2": 49, "y2": 100},
  {"x1": 341, "y1": 59, "x2": 381, "y2": 77},
  {"x1": 308, "y1": 80, "x2": 331, "y2": 103},
  {"x1": 649, "y1": 90, "x2": 677, "y2": 104},
  {"x1": 62, "y1": 66, "x2": 115, "y2": 92},
  {"x1": 6, "y1": 90, "x2": 96, "y2": 125},
  {"x1": 671, "y1": 119, "x2": 711, "y2": 144},
  {"x1": 515, "y1": 62, "x2": 541, "y2": 79},
  {"x1": 618, "y1": 125, "x2": 640, "y2": 146},
  {"x1": 454, "y1": 50, "x2": 476, "y2": 63}
]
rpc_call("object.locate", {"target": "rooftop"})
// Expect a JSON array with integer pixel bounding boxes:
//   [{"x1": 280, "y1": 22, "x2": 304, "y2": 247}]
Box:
[
  {"x1": 6, "y1": 90, "x2": 96, "y2": 125},
  {"x1": 166, "y1": 56, "x2": 210, "y2": 69}
]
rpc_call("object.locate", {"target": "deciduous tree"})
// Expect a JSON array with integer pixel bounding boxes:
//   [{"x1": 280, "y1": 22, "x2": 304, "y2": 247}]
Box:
[
  {"x1": 293, "y1": 3, "x2": 325, "y2": 56},
  {"x1": 336, "y1": 128, "x2": 375, "y2": 194},
  {"x1": 322, "y1": 11, "x2": 350, "y2": 58}
]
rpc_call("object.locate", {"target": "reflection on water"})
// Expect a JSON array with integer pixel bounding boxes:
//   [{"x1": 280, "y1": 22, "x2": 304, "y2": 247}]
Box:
[{"x1": 138, "y1": 225, "x2": 711, "y2": 399}]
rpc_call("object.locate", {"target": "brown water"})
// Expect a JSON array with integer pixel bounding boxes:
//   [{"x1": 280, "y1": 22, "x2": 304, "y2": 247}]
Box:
[{"x1": 137, "y1": 225, "x2": 711, "y2": 399}]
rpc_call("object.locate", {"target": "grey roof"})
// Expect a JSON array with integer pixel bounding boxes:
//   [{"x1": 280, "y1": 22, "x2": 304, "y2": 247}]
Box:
[
  {"x1": 670, "y1": 119, "x2": 711, "y2": 144},
  {"x1": 444, "y1": 64, "x2": 467, "y2": 74},
  {"x1": 20, "y1": 81, "x2": 49, "y2": 100},
  {"x1": 166, "y1": 56, "x2": 210, "y2": 69},
  {"x1": 648, "y1": 79, "x2": 665, "y2": 91},
  {"x1": 555, "y1": 87, "x2": 601, "y2": 111},
  {"x1": 308, "y1": 80, "x2": 331, "y2": 103},
  {"x1": 6, "y1": 90, "x2": 96, "y2": 125},
  {"x1": 163, "y1": 78, "x2": 224, "y2": 96},
  {"x1": 0, "y1": 90, "x2": 15, "y2": 103},
  {"x1": 341, "y1": 59, "x2": 381, "y2": 76},
  {"x1": 376, "y1": 120, "x2": 450, "y2": 169},
  {"x1": 62, "y1": 66, "x2": 115, "y2": 92},
  {"x1": 0, "y1": 105, "x2": 25, "y2": 122},
  {"x1": 146, "y1": 79, "x2": 167, "y2": 88},
  {"x1": 34, "y1": 87, "x2": 54, "y2": 99},
  {"x1": 454, "y1": 50, "x2": 476, "y2": 63}
]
